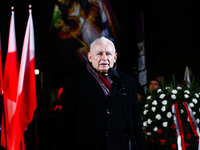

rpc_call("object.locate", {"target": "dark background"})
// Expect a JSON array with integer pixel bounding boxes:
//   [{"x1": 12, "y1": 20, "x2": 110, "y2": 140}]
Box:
[
  {"x1": 1, "y1": 0, "x2": 200, "y2": 88},
  {"x1": 1, "y1": 0, "x2": 200, "y2": 149},
  {"x1": 142, "y1": 0, "x2": 200, "y2": 83}
]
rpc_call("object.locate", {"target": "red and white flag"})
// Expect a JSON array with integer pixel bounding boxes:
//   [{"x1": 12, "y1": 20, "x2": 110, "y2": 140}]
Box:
[
  {"x1": 1, "y1": 7, "x2": 19, "y2": 149},
  {"x1": 11, "y1": 5, "x2": 37, "y2": 150}
]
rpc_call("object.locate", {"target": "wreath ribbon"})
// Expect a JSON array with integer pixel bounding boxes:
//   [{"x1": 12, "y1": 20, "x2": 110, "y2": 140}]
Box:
[
  {"x1": 172, "y1": 103, "x2": 185, "y2": 150},
  {"x1": 182, "y1": 101, "x2": 200, "y2": 150},
  {"x1": 172, "y1": 101, "x2": 200, "y2": 150}
]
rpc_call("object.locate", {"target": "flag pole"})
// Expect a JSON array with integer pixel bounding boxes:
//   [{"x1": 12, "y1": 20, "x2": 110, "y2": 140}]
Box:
[
  {"x1": 34, "y1": 110, "x2": 38, "y2": 150},
  {"x1": 0, "y1": 21, "x2": 7, "y2": 150},
  {"x1": 29, "y1": 5, "x2": 38, "y2": 150},
  {"x1": 1, "y1": 93, "x2": 7, "y2": 149}
]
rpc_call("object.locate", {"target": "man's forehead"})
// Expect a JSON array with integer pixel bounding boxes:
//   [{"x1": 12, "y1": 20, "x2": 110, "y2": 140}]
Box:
[
  {"x1": 150, "y1": 80, "x2": 159, "y2": 84},
  {"x1": 92, "y1": 42, "x2": 114, "y2": 52}
]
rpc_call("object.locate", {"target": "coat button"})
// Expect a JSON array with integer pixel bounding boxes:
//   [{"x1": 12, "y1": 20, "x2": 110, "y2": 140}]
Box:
[
  {"x1": 106, "y1": 109, "x2": 110, "y2": 115},
  {"x1": 106, "y1": 131, "x2": 109, "y2": 136}
]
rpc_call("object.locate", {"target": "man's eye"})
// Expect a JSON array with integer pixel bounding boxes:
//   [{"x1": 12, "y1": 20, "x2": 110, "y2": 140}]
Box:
[
  {"x1": 97, "y1": 52, "x2": 104, "y2": 55},
  {"x1": 106, "y1": 52, "x2": 111, "y2": 55}
]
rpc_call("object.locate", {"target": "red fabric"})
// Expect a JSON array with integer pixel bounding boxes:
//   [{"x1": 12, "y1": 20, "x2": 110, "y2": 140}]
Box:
[
  {"x1": 174, "y1": 103, "x2": 185, "y2": 150},
  {"x1": 53, "y1": 105, "x2": 61, "y2": 111},
  {"x1": 12, "y1": 9, "x2": 37, "y2": 150},
  {"x1": 1, "y1": 9, "x2": 37, "y2": 150},
  {"x1": 1, "y1": 9, "x2": 19, "y2": 149},
  {"x1": 3, "y1": 53, "x2": 19, "y2": 102},
  {"x1": 98, "y1": 73, "x2": 111, "y2": 90},
  {"x1": 13, "y1": 59, "x2": 37, "y2": 150},
  {"x1": 58, "y1": 87, "x2": 63, "y2": 101},
  {"x1": 183, "y1": 101, "x2": 199, "y2": 137}
]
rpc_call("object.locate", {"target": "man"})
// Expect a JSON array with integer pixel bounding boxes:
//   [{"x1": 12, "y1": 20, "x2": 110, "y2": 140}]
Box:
[
  {"x1": 57, "y1": 37, "x2": 146, "y2": 150},
  {"x1": 148, "y1": 79, "x2": 160, "y2": 91}
]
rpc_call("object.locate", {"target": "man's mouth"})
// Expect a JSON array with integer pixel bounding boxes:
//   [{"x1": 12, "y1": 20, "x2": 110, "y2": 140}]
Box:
[{"x1": 100, "y1": 63, "x2": 109, "y2": 66}]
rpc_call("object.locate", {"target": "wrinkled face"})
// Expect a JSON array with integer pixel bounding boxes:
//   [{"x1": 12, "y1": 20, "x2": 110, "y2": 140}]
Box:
[{"x1": 88, "y1": 42, "x2": 117, "y2": 74}]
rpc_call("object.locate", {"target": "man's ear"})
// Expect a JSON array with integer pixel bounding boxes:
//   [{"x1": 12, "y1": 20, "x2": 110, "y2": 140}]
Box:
[
  {"x1": 114, "y1": 53, "x2": 118, "y2": 62},
  {"x1": 88, "y1": 52, "x2": 92, "y2": 62}
]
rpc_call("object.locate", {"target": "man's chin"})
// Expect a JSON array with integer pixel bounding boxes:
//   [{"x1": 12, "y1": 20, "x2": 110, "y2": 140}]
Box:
[{"x1": 98, "y1": 70, "x2": 108, "y2": 75}]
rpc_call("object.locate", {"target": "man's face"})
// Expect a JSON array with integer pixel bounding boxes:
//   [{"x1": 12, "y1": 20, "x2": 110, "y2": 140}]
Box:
[
  {"x1": 149, "y1": 80, "x2": 160, "y2": 91},
  {"x1": 88, "y1": 42, "x2": 117, "y2": 74}
]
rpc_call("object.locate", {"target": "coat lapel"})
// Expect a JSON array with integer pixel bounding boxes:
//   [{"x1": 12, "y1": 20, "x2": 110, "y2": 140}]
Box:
[
  {"x1": 85, "y1": 69, "x2": 118, "y2": 104},
  {"x1": 85, "y1": 70, "x2": 107, "y2": 100},
  {"x1": 108, "y1": 83, "x2": 118, "y2": 105}
]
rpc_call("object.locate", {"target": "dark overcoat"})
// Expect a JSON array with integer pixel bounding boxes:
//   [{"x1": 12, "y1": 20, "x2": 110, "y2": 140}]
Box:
[{"x1": 57, "y1": 66, "x2": 147, "y2": 150}]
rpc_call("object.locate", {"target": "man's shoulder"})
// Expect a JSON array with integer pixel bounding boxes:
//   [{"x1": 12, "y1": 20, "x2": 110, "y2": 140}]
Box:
[
  {"x1": 117, "y1": 70, "x2": 137, "y2": 85},
  {"x1": 64, "y1": 67, "x2": 88, "y2": 82},
  {"x1": 118, "y1": 71, "x2": 135, "y2": 80}
]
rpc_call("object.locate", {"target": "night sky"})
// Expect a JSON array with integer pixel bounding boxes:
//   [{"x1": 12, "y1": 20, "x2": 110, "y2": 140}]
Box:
[{"x1": 1, "y1": 0, "x2": 200, "y2": 88}]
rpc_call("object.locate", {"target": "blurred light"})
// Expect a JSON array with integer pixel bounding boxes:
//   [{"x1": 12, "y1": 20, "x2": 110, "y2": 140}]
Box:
[{"x1": 35, "y1": 69, "x2": 40, "y2": 75}]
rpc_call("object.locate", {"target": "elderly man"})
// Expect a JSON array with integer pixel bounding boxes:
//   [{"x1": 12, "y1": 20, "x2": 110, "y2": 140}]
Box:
[{"x1": 57, "y1": 37, "x2": 146, "y2": 150}]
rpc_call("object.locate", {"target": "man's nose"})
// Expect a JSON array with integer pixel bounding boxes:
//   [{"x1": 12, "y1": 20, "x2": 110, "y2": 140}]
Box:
[{"x1": 101, "y1": 53, "x2": 107, "y2": 59}]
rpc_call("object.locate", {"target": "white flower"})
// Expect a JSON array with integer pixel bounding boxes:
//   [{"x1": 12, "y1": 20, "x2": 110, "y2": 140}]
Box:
[
  {"x1": 147, "y1": 132, "x2": 152, "y2": 135},
  {"x1": 184, "y1": 94, "x2": 189, "y2": 99},
  {"x1": 151, "y1": 107, "x2": 156, "y2": 112},
  {"x1": 196, "y1": 118, "x2": 200, "y2": 124},
  {"x1": 195, "y1": 93, "x2": 199, "y2": 98},
  {"x1": 177, "y1": 86, "x2": 182, "y2": 90},
  {"x1": 162, "y1": 122, "x2": 168, "y2": 127},
  {"x1": 153, "y1": 127, "x2": 158, "y2": 132},
  {"x1": 193, "y1": 111, "x2": 196, "y2": 115},
  {"x1": 172, "y1": 89, "x2": 178, "y2": 94},
  {"x1": 159, "y1": 94, "x2": 166, "y2": 99},
  {"x1": 147, "y1": 96, "x2": 151, "y2": 100},
  {"x1": 162, "y1": 100, "x2": 167, "y2": 105},
  {"x1": 155, "y1": 114, "x2": 161, "y2": 120},
  {"x1": 152, "y1": 100, "x2": 158, "y2": 105},
  {"x1": 143, "y1": 110, "x2": 148, "y2": 115},
  {"x1": 184, "y1": 90, "x2": 190, "y2": 94},
  {"x1": 180, "y1": 109, "x2": 184, "y2": 114},
  {"x1": 189, "y1": 102, "x2": 194, "y2": 107},
  {"x1": 166, "y1": 87, "x2": 170, "y2": 90},
  {"x1": 171, "y1": 94, "x2": 176, "y2": 100},
  {"x1": 147, "y1": 119, "x2": 152, "y2": 124},
  {"x1": 143, "y1": 121, "x2": 148, "y2": 127},
  {"x1": 144, "y1": 104, "x2": 149, "y2": 107},
  {"x1": 192, "y1": 98, "x2": 198, "y2": 104},
  {"x1": 157, "y1": 89, "x2": 162, "y2": 93},
  {"x1": 161, "y1": 106, "x2": 166, "y2": 112},
  {"x1": 167, "y1": 112, "x2": 172, "y2": 118}
]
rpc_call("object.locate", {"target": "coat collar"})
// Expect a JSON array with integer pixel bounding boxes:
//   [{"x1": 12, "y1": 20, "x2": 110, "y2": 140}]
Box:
[
  {"x1": 85, "y1": 68, "x2": 118, "y2": 104},
  {"x1": 85, "y1": 69, "x2": 107, "y2": 99}
]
